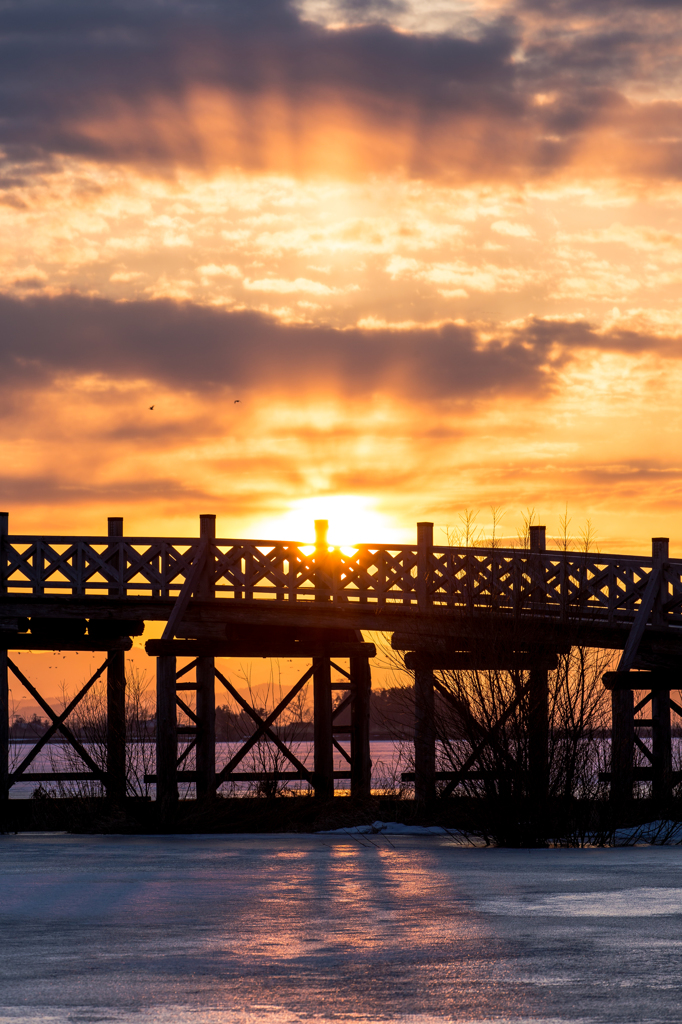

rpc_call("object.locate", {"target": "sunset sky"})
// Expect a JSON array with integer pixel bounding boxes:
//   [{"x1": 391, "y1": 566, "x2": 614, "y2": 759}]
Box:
[{"x1": 3, "y1": 0, "x2": 682, "y2": 554}]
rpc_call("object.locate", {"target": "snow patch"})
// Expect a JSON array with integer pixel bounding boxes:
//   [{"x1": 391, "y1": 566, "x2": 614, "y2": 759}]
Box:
[{"x1": 318, "y1": 820, "x2": 449, "y2": 836}]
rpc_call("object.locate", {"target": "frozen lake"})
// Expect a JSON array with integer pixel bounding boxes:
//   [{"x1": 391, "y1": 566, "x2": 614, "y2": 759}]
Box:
[{"x1": 1, "y1": 835, "x2": 682, "y2": 1024}]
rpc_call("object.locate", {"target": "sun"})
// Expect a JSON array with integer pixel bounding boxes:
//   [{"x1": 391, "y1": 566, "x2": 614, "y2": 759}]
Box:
[{"x1": 255, "y1": 495, "x2": 400, "y2": 546}]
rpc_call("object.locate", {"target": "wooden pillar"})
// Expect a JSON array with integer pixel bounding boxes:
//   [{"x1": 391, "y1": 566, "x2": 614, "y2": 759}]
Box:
[
  {"x1": 414, "y1": 664, "x2": 436, "y2": 802},
  {"x1": 611, "y1": 689, "x2": 634, "y2": 803},
  {"x1": 196, "y1": 657, "x2": 216, "y2": 799},
  {"x1": 417, "y1": 521, "x2": 433, "y2": 612},
  {"x1": 0, "y1": 650, "x2": 8, "y2": 804},
  {"x1": 650, "y1": 538, "x2": 671, "y2": 803},
  {"x1": 106, "y1": 517, "x2": 127, "y2": 802},
  {"x1": 106, "y1": 651, "x2": 126, "y2": 802},
  {"x1": 156, "y1": 655, "x2": 178, "y2": 811},
  {"x1": 350, "y1": 655, "x2": 371, "y2": 798},
  {"x1": 528, "y1": 525, "x2": 549, "y2": 804},
  {"x1": 0, "y1": 513, "x2": 8, "y2": 806},
  {"x1": 528, "y1": 667, "x2": 549, "y2": 803},
  {"x1": 652, "y1": 689, "x2": 672, "y2": 804},
  {"x1": 313, "y1": 655, "x2": 334, "y2": 799},
  {"x1": 195, "y1": 514, "x2": 216, "y2": 800},
  {"x1": 315, "y1": 519, "x2": 330, "y2": 602}
]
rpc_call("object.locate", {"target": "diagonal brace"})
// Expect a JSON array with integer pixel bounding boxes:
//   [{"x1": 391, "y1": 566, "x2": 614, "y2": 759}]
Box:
[
  {"x1": 214, "y1": 666, "x2": 314, "y2": 784},
  {"x1": 175, "y1": 694, "x2": 197, "y2": 723},
  {"x1": 10, "y1": 657, "x2": 111, "y2": 779},
  {"x1": 438, "y1": 678, "x2": 532, "y2": 798},
  {"x1": 8, "y1": 658, "x2": 106, "y2": 780},
  {"x1": 618, "y1": 566, "x2": 661, "y2": 673},
  {"x1": 161, "y1": 540, "x2": 208, "y2": 641}
]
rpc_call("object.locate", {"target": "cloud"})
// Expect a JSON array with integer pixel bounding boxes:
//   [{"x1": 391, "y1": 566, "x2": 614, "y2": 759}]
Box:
[
  {"x1": 0, "y1": 0, "x2": 681, "y2": 181},
  {"x1": 0, "y1": 293, "x2": 558, "y2": 403},
  {"x1": 4, "y1": 293, "x2": 682, "y2": 424}
]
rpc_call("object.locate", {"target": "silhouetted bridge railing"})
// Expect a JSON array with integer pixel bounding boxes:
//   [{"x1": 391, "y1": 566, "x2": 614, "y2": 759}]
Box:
[{"x1": 3, "y1": 528, "x2": 682, "y2": 629}]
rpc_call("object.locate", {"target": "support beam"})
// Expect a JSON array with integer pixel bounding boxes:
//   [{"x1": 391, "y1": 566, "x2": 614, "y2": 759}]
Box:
[
  {"x1": 604, "y1": 671, "x2": 679, "y2": 690},
  {"x1": 156, "y1": 655, "x2": 178, "y2": 811},
  {"x1": 528, "y1": 667, "x2": 549, "y2": 804},
  {"x1": 0, "y1": 636, "x2": 132, "y2": 652},
  {"x1": 350, "y1": 655, "x2": 371, "y2": 798},
  {"x1": 106, "y1": 651, "x2": 126, "y2": 802},
  {"x1": 527, "y1": 526, "x2": 549, "y2": 805},
  {"x1": 0, "y1": 649, "x2": 8, "y2": 803},
  {"x1": 313, "y1": 655, "x2": 333, "y2": 799},
  {"x1": 652, "y1": 688, "x2": 672, "y2": 804},
  {"x1": 404, "y1": 650, "x2": 559, "y2": 671},
  {"x1": 195, "y1": 657, "x2": 215, "y2": 799},
  {"x1": 106, "y1": 516, "x2": 126, "y2": 803},
  {"x1": 611, "y1": 689, "x2": 634, "y2": 803},
  {"x1": 146, "y1": 639, "x2": 376, "y2": 658},
  {"x1": 195, "y1": 514, "x2": 216, "y2": 801},
  {"x1": 414, "y1": 665, "x2": 435, "y2": 802}
]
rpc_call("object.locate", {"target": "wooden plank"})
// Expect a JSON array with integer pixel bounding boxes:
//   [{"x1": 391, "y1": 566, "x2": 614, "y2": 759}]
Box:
[
  {"x1": 146, "y1": 771, "x2": 353, "y2": 783},
  {"x1": 10, "y1": 772, "x2": 101, "y2": 782}
]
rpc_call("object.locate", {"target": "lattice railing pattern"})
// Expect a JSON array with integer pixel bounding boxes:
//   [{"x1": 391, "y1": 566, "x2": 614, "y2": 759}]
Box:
[{"x1": 3, "y1": 536, "x2": 682, "y2": 624}]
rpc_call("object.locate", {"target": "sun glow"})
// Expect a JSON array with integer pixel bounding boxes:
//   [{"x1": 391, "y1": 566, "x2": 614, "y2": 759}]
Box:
[{"x1": 255, "y1": 495, "x2": 401, "y2": 546}]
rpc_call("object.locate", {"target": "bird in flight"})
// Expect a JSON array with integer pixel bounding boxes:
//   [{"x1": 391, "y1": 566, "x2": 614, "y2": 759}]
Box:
[
  {"x1": 149, "y1": 405, "x2": 155, "y2": 410},
  {"x1": 234, "y1": 399, "x2": 240, "y2": 404}
]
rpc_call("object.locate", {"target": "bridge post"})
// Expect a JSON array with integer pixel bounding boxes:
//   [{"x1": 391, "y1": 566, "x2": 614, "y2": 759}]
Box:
[
  {"x1": 417, "y1": 521, "x2": 433, "y2": 613},
  {"x1": 611, "y1": 688, "x2": 634, "y2": 803},
  {"x1": 0, "y1": 513, "x2": 8, "y2": 805},
  {"x1": 106, "y1": 516, "x2": 127, "y2": 804},
  {"x1": 414, "y1": 665, "x2": 436, "y2": 802},
  {"x1": 652, "y1": 689, "x2": 672, "y2": 803},
  {"x1": 313, "y1": 654, "x2": 334, "y2": 799},
  {"x1": 528, "y1": 526, "x2": 549, "y2": 804},
  {"x1": 0, "y1": 649, "x2": 8, "y2": 804},
  {"x1": 414, "y1": 523, "x2": 436, "y2": 801},
  {"x1": 350, "y1": 655, "x2": 371, "y2": 798},
  {"x1": 651, "y1": 538, "x2": 672, "y2": 804},
  {"x1": 156, "y1": 655, "x2": 178, "y2": 812},
  {"x1": 195, "y1": 514, "x2": 216, "y2": 801}
]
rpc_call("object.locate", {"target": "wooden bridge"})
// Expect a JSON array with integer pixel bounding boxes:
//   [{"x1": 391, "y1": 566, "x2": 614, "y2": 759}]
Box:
[{"x1": 2, "y1": 513, "x2": 681, "y2": 808}]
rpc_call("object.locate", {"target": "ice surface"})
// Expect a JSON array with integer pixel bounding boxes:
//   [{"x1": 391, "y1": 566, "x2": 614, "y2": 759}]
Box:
[{"x1": 2, "y1": 834, "x2": 682, "y2": 1023}]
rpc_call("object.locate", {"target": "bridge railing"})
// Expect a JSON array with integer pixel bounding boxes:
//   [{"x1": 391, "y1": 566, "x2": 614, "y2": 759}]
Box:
[{"x1": 3, "y1": 535, "x2": 682, "y2": 626}]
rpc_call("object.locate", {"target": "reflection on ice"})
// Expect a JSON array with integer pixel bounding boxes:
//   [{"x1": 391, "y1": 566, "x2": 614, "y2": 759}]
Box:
[{"x1": 1, "y1": 836, "x2": 682, "y2": 1023}]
